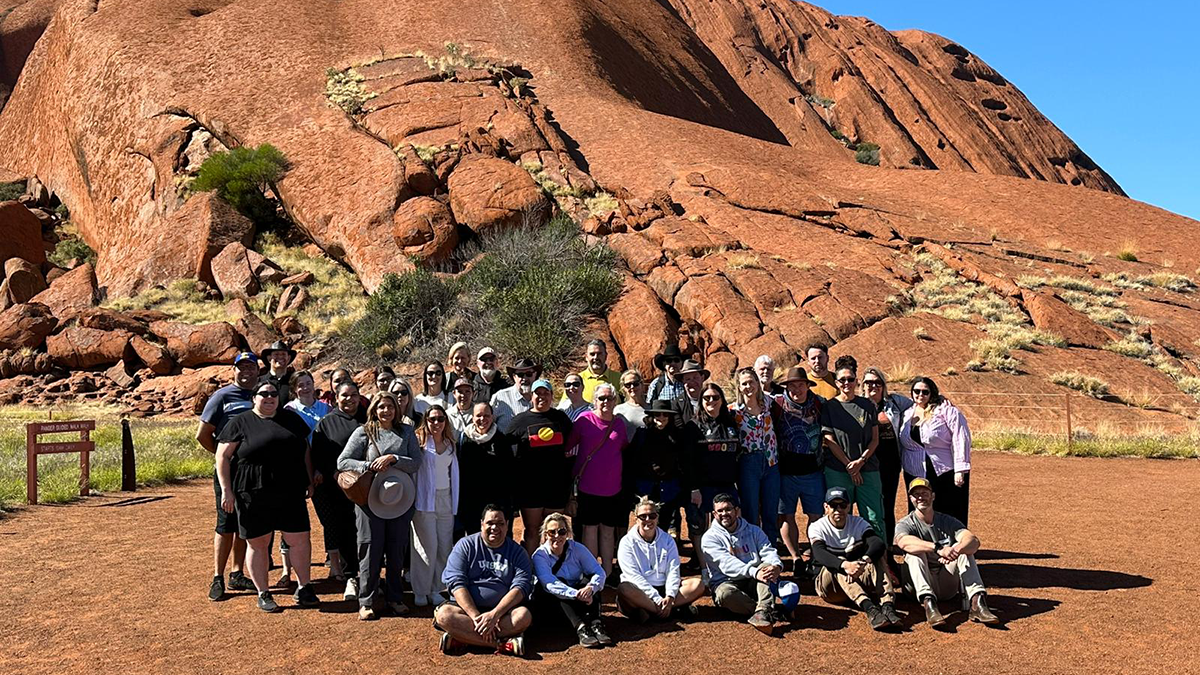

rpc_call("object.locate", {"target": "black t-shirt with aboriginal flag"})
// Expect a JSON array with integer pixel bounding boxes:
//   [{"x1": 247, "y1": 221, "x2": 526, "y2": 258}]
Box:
[{"x1": 511, "y1": 408, "x2": 573, "y2": 466}]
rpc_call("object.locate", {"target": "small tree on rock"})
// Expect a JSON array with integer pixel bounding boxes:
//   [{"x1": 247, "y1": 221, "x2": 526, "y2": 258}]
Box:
[{"x1": 192, "y1": 144, "x2": 289, "y2": 224}]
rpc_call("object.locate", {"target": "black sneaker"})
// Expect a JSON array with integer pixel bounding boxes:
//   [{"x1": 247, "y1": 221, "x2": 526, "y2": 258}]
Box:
[
  {"x1": 258, "y1": 591, "x2": 282, "y2": 613},
  {"x1": 577, "y1": 625, "x2": 601, "y2": 649},
  {"x1": 293, "y1": 584, "x2": 320, "y2": 608},
  {"x1": 882, "y1": 602, "x2": 903, "y2": 626},
  {"x1": 208, "y1": 575, "x2": 226, "y2": 601},
  {"x1": 863, "y1": 601, "x2": 888, "y2": 631},
  {"x1": 590, "y1": 619, "x2": 613, "y2": 645},
  {"x1": 228, "y1": 571, "x2": 256, "y2": 591}
]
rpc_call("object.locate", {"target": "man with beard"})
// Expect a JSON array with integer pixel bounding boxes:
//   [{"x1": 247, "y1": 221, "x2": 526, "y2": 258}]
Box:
[
  {"x1": 701, "y1": 493, "x2": 784, "y2": 634},
  {"x1": 490, "y1": 358, "x2": 541, "y2": 434},
  {"x1": 472, "y1": 347, "x2": 512, "y2": 405}
]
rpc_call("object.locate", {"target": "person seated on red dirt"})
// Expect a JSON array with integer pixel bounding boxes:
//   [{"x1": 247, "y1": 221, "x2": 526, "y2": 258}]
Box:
[
  {"x1": 701, "y1": 492, "x2": 785, "y2": 635},
  {"x1": 616, "y1": 496, "x2": 707, "y2": 622},
  {"x1": 435, "y1": 506, "x2": 534, "y2": 656},
  {"x1": 895, "y1": 478, "x2": 999, "y2": 627},
  {"x1": 808, "y1": 486, "x2": 899, "y2": 631}
]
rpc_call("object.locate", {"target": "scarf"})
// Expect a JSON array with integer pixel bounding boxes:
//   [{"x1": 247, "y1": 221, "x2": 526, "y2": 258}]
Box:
[{"x1": 463, "y1": 424, "x2": 497, "y2": 443}]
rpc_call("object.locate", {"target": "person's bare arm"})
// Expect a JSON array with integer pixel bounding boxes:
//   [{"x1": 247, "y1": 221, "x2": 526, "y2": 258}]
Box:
[
  {"x1": 215, "y1": 441, "x2": 239, "y2": 512},
  {"x1": 895, "y1": 533, "x2": 937, "y2": 555},
  {"x1": 952, "y1": 529, "x2": 981, "y2": 556},
  {"x1": 196, "y1": 421, "x2": 217, "y2": 454},
  {"x1": 822, "y1": 432, "x2": 851, "y2": 467}
]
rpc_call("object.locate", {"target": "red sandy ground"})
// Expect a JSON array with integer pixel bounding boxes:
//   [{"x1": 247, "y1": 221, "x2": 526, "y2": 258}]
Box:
[{"x1": 1, "y1": 451, "x2": 1196, "y2": 674}]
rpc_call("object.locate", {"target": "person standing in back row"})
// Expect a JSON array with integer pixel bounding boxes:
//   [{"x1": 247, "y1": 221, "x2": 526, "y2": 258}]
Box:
[
  {"x1": 259, "y1": 341, "x2": 297, "y2": 404},
  {"x1": 819, "y1": 355, "x2": 885, "y2": 540},
  {"x1": 510, "y1": 379, "x2": 574, "y2": 554},
  {"x1": 805, "y1": 344, "x2": 838, "y2": 401},
  {"x1": 472, "y1": 348, "x2": 511, "y2": 405},
  {"x1": 899, "y1": 377, "x2": 973, "y2": 526},
  {"x1": 567, "y1": 339, "x2": 622, "y2": 404}
]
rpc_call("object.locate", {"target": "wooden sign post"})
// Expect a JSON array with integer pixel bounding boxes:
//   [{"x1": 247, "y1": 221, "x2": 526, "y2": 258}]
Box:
[{"x1": 26, "y1": 420, "x2": 96, "y2": 505}]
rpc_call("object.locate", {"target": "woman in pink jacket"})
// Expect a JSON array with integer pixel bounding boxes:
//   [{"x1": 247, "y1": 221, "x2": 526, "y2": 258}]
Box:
[{"x1": 898, "y1": 377, "x2": 973, "y2": 526}]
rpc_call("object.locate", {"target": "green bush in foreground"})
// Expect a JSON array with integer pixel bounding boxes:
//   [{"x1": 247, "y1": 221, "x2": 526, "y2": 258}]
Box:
[
  {"x1": 854, "y1": 142, "x2": 881, "y2": 166},
  {"x1": 48, "y1": 235, "x2": 97, "y2": 268},
  {"x1": 0, "y1": 180, "x2": 25, "y2": 202},
  {"x1": 348, "y1": 215, "x2": 622, "y2": 368},
  {"x1": 191, "y1": 144, "x2": 289, "y2": 223}
]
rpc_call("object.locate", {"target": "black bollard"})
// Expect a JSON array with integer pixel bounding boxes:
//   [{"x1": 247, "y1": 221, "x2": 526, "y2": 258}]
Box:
[{"x1": 121, "y1": 418, "x2": 136, "y2": 492}]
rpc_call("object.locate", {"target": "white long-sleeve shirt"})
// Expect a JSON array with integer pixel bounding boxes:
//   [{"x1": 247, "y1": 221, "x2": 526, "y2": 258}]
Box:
[{"x1": 617, "y1": 526, "x2": 681, "y2": 603}]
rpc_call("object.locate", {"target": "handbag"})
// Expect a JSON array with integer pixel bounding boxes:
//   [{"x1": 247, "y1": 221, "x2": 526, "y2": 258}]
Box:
[
  {"x1": 337, "y1": 432, "x2": 379, "y2": 506},
  {"x1": 565, "y1": 424, "x2": 613, "y2": 518}
]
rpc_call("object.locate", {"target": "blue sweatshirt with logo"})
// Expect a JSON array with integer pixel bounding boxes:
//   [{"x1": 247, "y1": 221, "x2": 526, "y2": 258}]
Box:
[{"x1": 442, "y1": 532, "x2": 533, "y2": 610}]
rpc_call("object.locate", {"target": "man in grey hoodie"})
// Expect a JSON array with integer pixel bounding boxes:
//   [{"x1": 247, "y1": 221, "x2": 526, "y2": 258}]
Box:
[{"x1": 701, "y1": 493, "x2": 784, "y2": 634}]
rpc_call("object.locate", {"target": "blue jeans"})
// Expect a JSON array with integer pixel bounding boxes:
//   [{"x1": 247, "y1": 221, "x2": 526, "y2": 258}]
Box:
[{"x1": 738, "y1": 453, "x2": 780, "y2": 545}]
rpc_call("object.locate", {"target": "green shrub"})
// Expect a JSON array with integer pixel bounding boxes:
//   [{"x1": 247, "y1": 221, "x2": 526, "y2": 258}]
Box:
[
  {"x1": 346, "y1": 215, "x2": 622, "y2": 368},
  {"x1": 191, "y1": 144, "x2": 289, "y2": 224},
  {"x1": 854, "y1": 142, "x2": 881, "y2": 166},
  {"x1": 0, "y1": 180, "x2": 25, "y2": 202},
  {"x1": 47, "y1": 236, "x2": 97, "y2": 268},
  {"x1": 1049, "y1": 371, "x2": 1110, "y2": 398}
]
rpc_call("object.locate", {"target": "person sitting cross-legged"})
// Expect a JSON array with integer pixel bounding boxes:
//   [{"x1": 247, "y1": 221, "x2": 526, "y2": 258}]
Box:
[
  {"x1": 435, "y1": 506, "x2": 534, "y2": 656},
  {"x1": 895, "y1": 478, "x2": 999, "y2": 627},
  {"x1": 616, "y1": 496, "x2": 707, "y2": 622},
  {"x1": 701, "y1": 493, "x2": 785, "y2": 635},
  {"x1": 808, "y1": 486, "x2": 900, "y2": 631},
  {"x1": 532, "y1": 512, "x2": 612, "y2": 649}
]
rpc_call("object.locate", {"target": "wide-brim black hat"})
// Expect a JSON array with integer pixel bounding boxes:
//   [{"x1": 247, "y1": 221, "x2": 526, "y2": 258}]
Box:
[
  {"x1": 653, "y1": 344, "x2": 685, "y2": 371},
  {"x1": 506, "y1": 358, "x2": 543, "y2": 377},
  {"x1": 644, "y1": 403, "x2": 679, "y2": 416},
  {"x1": 259, "y1": 340, "x2": 297, "y2": 362}
]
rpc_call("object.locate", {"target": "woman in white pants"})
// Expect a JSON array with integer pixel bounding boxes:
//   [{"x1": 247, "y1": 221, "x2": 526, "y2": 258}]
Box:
[{"x1": 411, "y1": 404, "x2": 460, "y2": 606}]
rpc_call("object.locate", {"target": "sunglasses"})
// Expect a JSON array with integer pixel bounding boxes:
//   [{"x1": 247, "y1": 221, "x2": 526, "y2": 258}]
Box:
[
  {"x1": 862, "y1": 379, "x2": 882, "y2": 386},
  {"x1": 827, "y1": 501, "x2": 850, "y2": 510},
  {"x1": 514, "y1": 370, "x2": 535, "y2": 378},
  {"x1": 837, "y1": 377, "x2": 856, "y2": 384},
  {"x1": 564, "y1": 382, "x2": 582, "y2": 389},
  {"x1": 635, "y1": 513, "x2": 658, "y2": 522},
  {"x1": 479, "y1": 355, "x2": 497, "y2": 362},
  {"x1": 426, "y1": 371, "x2": 444, "y2": 377},
  {"x1": 596, "y1": 395, "x2": 615, "y2": 402},
  {"x1": 622, "y1": 382, "x2": 641, "y2": 389},
  {"x1": 545, "y1": 528, "x2": 567, "y2": 537},
  {"x1": 911, "y1": 388, "x2": 931, "y2": 396},
  {"x1": 395, "y1": 390, "x2": 410, "y2": 397},
  {"x1": 427, "y1": 416, "x2": 447, "y2": 423},
  {"x1": 256, "y1": 390, "x2": 279, "y2": 398}
]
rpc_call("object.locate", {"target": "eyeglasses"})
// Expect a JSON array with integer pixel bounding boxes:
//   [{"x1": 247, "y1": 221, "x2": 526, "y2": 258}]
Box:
[
  {"x1": 622, "y1": 381, "x2": 641, "y2": 389},
  {"x1": 827, "y1": 501, "x2": 850, "y2": 510},
  {"x1": 596, "y1": 395, "x2": 615, "y2": 402},
  {"x1": 564, "y1": 382, "x2": 582, "y2": 389},
  {"x1": 635, "y1": 513, "x2": 658, "y2": 522},
  {"x1": 256, "y1": 390, "x2": 279, "y2": 398},
  {"x1": 862, "y1": 379, "x2": 882, "y2": 387},
  {"x1": 545, "y1": 528, "x2": 567, "y2": 537},
  {"x1": 837, "y1": 377, "x2": 856, "y2": 384},
  {"x1": 911, "y1": 388, "x2": 931, "y2": 396},
  {"x1": 701, "y1": 395, "x2": 721, "y2": 402}
]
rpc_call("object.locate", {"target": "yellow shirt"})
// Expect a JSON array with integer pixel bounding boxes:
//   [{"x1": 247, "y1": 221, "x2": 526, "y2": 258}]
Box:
[
  {"x1": 810, "y1": 371, "x2": 838, "y2": 400},
  {"x1": 578, "y1": 368, "x2": 623, "y2": 403}
]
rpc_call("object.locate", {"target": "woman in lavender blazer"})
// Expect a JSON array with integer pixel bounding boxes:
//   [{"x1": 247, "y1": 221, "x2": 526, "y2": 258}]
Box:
[{"x1": 898, "y1": 377, "x2": 973, "y2": 526}]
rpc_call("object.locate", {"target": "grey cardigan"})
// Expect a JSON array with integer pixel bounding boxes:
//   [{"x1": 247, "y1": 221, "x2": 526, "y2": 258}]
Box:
[{"x1": 337, "y1": 424, "x2": 422, "y2": 476}]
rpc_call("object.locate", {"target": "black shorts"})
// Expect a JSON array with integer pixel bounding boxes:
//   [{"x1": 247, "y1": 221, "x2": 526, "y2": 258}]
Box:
[
  {"x1": 214, "y1": 472, "x2": 238, "y2": 535},
  {"x1": 517, "y1": 468, "x2": 571, "y2": 510},
  {"x1": 576, "y1": 491, "x2": 628, "y2": 528},
  {"x1": 235, "y1": 488, "x2": 310, "y2": 540}
]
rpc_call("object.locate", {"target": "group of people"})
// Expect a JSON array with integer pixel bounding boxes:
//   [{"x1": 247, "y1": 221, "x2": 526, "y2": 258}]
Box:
[{"x1": 199, "y1": 337, "x2": 998, "y2": 655}]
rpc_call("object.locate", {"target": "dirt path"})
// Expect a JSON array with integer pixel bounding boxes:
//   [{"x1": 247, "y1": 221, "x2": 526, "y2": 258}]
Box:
[{"x1": 1, "y1": 451, "x2": 1196, "y2": 674}]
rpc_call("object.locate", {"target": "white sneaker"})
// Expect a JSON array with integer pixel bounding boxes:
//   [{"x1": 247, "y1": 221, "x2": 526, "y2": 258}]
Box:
[
  {"x1": 414, "y1": 594, "x2": 430, "y2": 607},
  {"x1": 430, "y1": 591, "x2": 447, "y2": 605},
  {"x1": 343, "y1": 577, "x2": 359, "y2": 600}
]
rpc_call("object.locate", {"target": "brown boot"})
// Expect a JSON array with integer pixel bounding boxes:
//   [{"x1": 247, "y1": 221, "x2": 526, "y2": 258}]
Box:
[
  {"x1": 922, "y1": 596, "x2": 946, "y2": 627},
  {"x1": 969, "y1": 593, "x2": 1000, "y2": 624}
]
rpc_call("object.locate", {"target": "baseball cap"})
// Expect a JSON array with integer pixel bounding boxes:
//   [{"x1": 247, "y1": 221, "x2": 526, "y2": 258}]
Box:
[
  {"x1": 907, "y1": 477, "x2": 933, "y2": 494},
  {"x1": 477, "y1": 347, "x2": 497, "y2": 359},
  {"x1": 824, "y1": 486, "x2": 850, "y2": 504},
  {"x1": 233, "y1": 352, "x2": 257, "y2": 366},
  {"x1": 531, "y1": 378, "x2": 552, "y2": 393},
  {"x1": 452, "y1": 378, "x2": 474, "y2": 390}
]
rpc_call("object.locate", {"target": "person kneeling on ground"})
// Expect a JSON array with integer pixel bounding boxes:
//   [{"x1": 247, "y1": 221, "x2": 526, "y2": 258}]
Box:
[
  {"x1": 894, "y1": 478, "x2": 999, "y2": 627},
  {"x1": 436, "y1": 506, "x2": 534, "y2": 656},
  {"x1": 809, "y1": 486, "x2": 900, "y2": 630},
  {"x1": 532, "y1": 513, "x2": 612, "y2": 648},
  {"x1": 616, "y1": 496, "x2": 707, "y2": 622},
  {"x1": 701, "y1": 493, "x2": 785, "y2": 635}
]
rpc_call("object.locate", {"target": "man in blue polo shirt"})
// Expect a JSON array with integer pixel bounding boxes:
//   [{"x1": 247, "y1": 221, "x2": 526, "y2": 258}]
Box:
[
  {"x1": 436, "y1": 505, "x2": 534, "y2": 656},
  {"x1": 197, "y1": 352, "x2": 259, "y2": 601}
]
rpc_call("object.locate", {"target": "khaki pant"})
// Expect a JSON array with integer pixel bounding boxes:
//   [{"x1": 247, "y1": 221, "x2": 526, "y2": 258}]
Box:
[
  {"x1": 713, "y1": 577, "x2": 774, "y2": 616},
  {"x1": 902, "y1": 552, "x2": 985, "y2": 602},
  {"x1": 815, "y1": 559, "x2": 894, "y2": 607}
]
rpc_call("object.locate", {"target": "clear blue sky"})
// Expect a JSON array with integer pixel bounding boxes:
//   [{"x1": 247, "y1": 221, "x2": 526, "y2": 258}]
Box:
[{"x1": 819, "y1": 1, "x2": 1199, "y2": 220}]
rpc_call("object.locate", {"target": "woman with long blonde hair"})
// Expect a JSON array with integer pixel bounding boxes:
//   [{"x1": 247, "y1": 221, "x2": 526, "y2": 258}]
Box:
[{"x1": 410, "y1": 403, "x2": 459, "y2": 607}]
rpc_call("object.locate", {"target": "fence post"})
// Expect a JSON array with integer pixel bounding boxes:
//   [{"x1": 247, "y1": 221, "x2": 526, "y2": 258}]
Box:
[
  {"x1": 26, "y1": 424, "x2": 36, "y2": 504},
  {"x1": 121, "y1": 418, "x2": 136, "y2": 492},
  {"x1": 1064, "y1": 391, "x2": 1073, "y2": 452}
]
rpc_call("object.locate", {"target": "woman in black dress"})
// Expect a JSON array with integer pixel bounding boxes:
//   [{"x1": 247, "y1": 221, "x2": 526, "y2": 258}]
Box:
[
  {"x1": 216, "y1": 381, "x2": 318, "y2": 613},
  {"x1": 455, "y1": 402, "x2": 516, "y2": 538},
  {"x1": 311, "y1": 380, "x2": 367, "y2": 600}
]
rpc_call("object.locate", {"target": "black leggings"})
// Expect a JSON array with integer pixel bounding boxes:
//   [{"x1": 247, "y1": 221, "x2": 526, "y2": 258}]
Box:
[{"x1": 539, "y1": 591, "x2": 600, "y2": 630}]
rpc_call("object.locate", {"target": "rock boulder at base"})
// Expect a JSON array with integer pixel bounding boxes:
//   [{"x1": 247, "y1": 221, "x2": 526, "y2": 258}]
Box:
[
  {"x1": 607, "y1": 277, "x2": 679, "y2": 377},
  {"x1": 149, "y1": 320, "x2": 242, "y2": 368},
  {"x1": 0, "y1": 302, "x2": 57, "y2": 350},
  {"x1": 129, "y1": 334, "x2": 175, "y2": 375},
  {"x1": 0, "y1": 201, "x2": 46, "y2": 266},
  {"x1": 448, "y1": 157, "x2": 550, "y2": 234},
  {"x1": 280, "y1": 271, "x2": 314, "y2": 286},
  {"x1": 105, "y1": 359, "x2": 139, "y2": 388},
  {"x1": 29, "y1": 262, "x2": 99, "y2": 321},
  {"x1": 47, "y1": 326, "x2": 134, "y2": 369},
  {"x1": 1023, "y1": 290, "x2": 1118, "y2": 349},
  {"x1": 393, "y1": 197, "x2": 459, "y2": 262},
  {"x1": 2, "y1": 257, "x2": 46, "y2": 303},
  {"x1": 276, "y1": 285, "x2": 309, "y2": 315},
  {"x1": 77, "y1": 307, "x2": 149, "y2": 335},
  {"x1": 209, "y1": 242, "x2": 285, "y2": 299}
]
